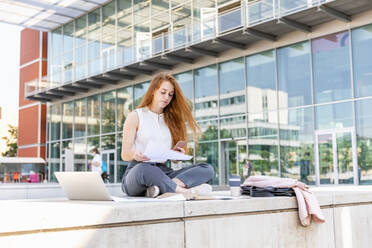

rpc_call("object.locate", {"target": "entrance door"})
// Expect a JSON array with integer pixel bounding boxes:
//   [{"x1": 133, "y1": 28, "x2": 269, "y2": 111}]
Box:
[
  {"x1": 315, "y1": 128, "x2": 358, "y2": 185},
  {"x1": 101, "y1": 149, "x2": 116, "y2": 183},
  {"x1": 220, "y1": 140, "x2": 247, "y2": 185}
]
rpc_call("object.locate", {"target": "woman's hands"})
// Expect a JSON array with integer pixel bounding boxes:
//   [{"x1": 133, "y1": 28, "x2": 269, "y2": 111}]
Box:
[
  {"x1": 134, "y1": 151, "x2": 150, "y2": 162},
  {"x1": 174, "y1": 147, "x2": 185, "y2": 154}
]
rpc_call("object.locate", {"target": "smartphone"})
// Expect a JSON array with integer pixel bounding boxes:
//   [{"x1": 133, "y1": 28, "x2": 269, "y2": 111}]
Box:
[{"x1": 173, "y1": 141, "x2": 187, "y2": 150}]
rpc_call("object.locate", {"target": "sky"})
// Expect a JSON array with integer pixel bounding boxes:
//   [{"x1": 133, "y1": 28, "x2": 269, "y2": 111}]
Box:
[{"x1": 0, "y1": 23, "x2": 22, "y2": 120}]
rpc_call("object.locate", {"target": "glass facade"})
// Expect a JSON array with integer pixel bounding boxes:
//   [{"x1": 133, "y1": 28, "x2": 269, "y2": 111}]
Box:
[{"x1": 45, "y1": 1, "x2": 372, "y2": 186}]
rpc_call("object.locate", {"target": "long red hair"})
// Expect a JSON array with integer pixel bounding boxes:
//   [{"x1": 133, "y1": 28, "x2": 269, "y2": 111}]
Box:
[{"x1": 138, "y1": 72, "x2": 199, "y2": 151}]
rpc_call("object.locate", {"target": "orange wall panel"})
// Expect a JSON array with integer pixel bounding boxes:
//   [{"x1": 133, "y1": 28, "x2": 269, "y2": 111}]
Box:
[
  {"x1": 19, "y1": 62, "x2": 39, "y2": 107},
  {"x1": 18, "y1": 105, "x2": 39, "y2": 146},
  {"x1": 42, "y1": 32, "x2": 48, "y2": 59},
  {"x1": 40, "y1": 146, "x2": 46, "y2": 160},
  {"x1": 17, "y1": 147, "x2": 38, "y2": 157},
  {"x1": 20, "y1": 29, "x2": 40, "y2": 66}
]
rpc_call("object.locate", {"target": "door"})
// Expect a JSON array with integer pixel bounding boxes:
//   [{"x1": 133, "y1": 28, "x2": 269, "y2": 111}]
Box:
[
  {"x1": 101, "y1": 149, "x2": 116, "y2": 183},
  {"x1": 220, "y1": 139, "x2": 247, "y2": 185},
  {"x1": 315, "y1": 128, "x2": 358, "y2": 185}
]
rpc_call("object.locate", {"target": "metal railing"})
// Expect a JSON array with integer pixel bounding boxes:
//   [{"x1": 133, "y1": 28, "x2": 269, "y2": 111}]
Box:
[{"x1": 25, "y1": 0, "x2": 337, "y2": 98}]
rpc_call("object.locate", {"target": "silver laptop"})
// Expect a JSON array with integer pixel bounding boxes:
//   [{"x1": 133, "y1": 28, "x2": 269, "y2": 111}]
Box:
[{"x1": 55, "y1": 172, "x2": 113, "y2": 201}]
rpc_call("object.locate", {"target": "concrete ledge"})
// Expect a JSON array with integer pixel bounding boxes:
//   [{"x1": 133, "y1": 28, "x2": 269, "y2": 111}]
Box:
[{"x1": 0, "y1": 186, "x2": 372, "y2": 248}]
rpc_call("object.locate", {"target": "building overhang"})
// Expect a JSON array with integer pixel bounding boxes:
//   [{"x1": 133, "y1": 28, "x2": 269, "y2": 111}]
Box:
[
  {"x1": 0, "y1": 0, "x2": 112, "y2": 31},
  {"x1": 20, "y1": 0, "x2": 372, "y2": 102}
]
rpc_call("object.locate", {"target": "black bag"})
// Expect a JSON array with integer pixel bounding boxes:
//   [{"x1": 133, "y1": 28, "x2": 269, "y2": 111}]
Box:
[{"x1": 241, "y1": 185, "x2": 295, "y2": 197}]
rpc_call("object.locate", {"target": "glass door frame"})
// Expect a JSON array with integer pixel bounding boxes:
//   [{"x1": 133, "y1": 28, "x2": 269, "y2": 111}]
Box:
[
  {"x1": 219, "y1": 138, "x2": 248, "y2": 185},
  {"x1": 101, "y1": 149, "x2": 116, "y2": 183},
  {"x1": 314, "y1": 127, "x2": 358, "y2": 185}
]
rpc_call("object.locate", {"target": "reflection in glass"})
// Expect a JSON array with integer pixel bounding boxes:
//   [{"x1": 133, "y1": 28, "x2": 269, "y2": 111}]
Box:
[
  {"x1": 74, "y1": 99, "x2": 86, "y2": 138},
  {"x1": 195, "y1": 65, "x2": 218, "y2": 120},
  {"x1": 74, "y1": 15, "x2": 87, "y2": 80},
  {"x1": 337, "y1": 132, "x2": 354, "y2": 184},
  {"x1": 246, "y1": 50, "x2": 277, "y2": 113},
  {"x1": 279, "y1": 107, "x2": 315, "y2": 184},
  {"x1": 74, "y1": 138, "x2": 86, "y2": 171},
  {"x1": 174, "y1": 70, "x2": 193, "y2": 101},
  {"x1": 277, "y1": 41, "x2": 312, "y2": 108},
  {"x1": 352, "y1": 24, "x2": 372, "y2": 98},
  {"x1": 318, "y1": 133, "x2": 334, "y2": 184},
  {"x1": 87, "y1": 136, "x2": 100, "y2": 170},
  {"x1": 62, "y1": 102, "x2": 73, "y2": 139},
  {"x1": 221, "y1": 141, "x2": 237, "y2": 184},
  {"x1": 315, "y1": 102, "x2": 353, "y2": 130},
  {"x1": 51, "y1": 104, "x2": 61, "y2": 141},
  {"x1": 102, "y1": 135, "x2": 115, "y2": 150},
  {"x1": 88, "y1": 9, "x2": 101, "y2": 76},
  {"x1": 312, "y1": 31, "x2": 351, "y2": 103},
  {"x1": 196, "y1": 142, "x2": 219, "y2": 185},
  {"x1": 199, "y1": 119, "x2": 218, "y2": 141},
  {"x1": 248, "y1": 111, "x2": 279, "y2": 176},
  {"x1": 87, "y1": 95, "x2": 100, "y2": 136},
  {"x1": 220, "y1": 115, "x2": 246, "y2": 139},
  {"x1": 219, "y1": 58, "x2": 245, "y2": 116},
  {"x1": 62, "y1": 140, "x2": 73, "y2": 172},
  {"x1": 355, "y1": 99, "x2": 372, "y2": 184},
  {"x1": 134, "y1": 81, "x2": 150, "y2": 108},
  {"x1": 172, "y1": 3, "x2": 191, "y2": 48},
  {"x1": 117, "y1": 86, "x2": 133, "y2": 131},
  {"x1": 50, "y1": 142, "x2": 60, "y2": 182},
  {"x1": 102, "y1": 91, "x2": 116, "y2": 134}
]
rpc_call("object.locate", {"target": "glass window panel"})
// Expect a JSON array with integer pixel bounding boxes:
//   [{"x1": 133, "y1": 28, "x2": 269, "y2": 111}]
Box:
[
  {"x1": 63, "y1": 22, "x2": 74, "y2": 53},
  {"x1": 87, "y1": 95, "x2": 100, "y2": 136},
  {"x1": 219, "y1": 57, "x2": 245, "y2": 116},
  {"x1": 134, "y1": 0, "x2": 150, "y2": 24},
  {"x1": 199, "y1": 119, "x2": 218, "y2": 141},
  {"x1": 246, "y1": 50, "x2": 277, "y2": 113},
  {"x1": 102, "y1": 1, "x2": 116, "y2": 48},
  {"x1": 220, "y1": 115, "x2": 247, "y2": 139},
  {"x1": 51, "y1": 104, "x2": 61, "y2": 141},
  {"x1": 172, "y1": 3, "x2": 191, "y2": 48},
  {"x1": 277, "y1": 41, "x2": 312, "y2": 108},
  {"x1": 102, "y1": 91, "x2": 116, "y2": 134},
  {"x1": 134, "y1": 81, "x2": 150, "y2": 108},
  {"x1": 192, "y1": 0, "x2": 216, "y2": 43},
  {"x1": 74, "y1": 138, "x2": 86, "y2": 171},
  {"x1": 195, "y1": 65, "x2": 218, "y2": 120},
  {"x1": 118, "y1": 0, "x2": 132, "y2": 28},
  {"x1": 52, "y1": 27, "x2": 62, "y2": 57},
  {"x1": 88, "y1": 9, "x2": 101, "y2": 42},
  {"x1": 62, "y1": 140, "x2": 73, "y2": 171},
  {"x1": 74, "y1": 99, "x2": 86, "y2": 138},
  {"x1": 117, "y1": 86, "x2": 133, "y2": 131},
  {"x1": 312, "y1": 31, "x2": 352, "y2": 103},
  {"x1": 196, "y1": 142, "x2": 219, "y2": 185},
  {"x1": 315, "y1": 102, "x2": 353, "y2": 130},
  {"x1": 135, "y1": 22, "x2": 150, "y2": 59},
  {"x1": 75, "y1": 15, "x2": 87, "y2": 48},
  {"x1": 152, "y1": 0, "x2": 169, "y2": 16},
  {"x1": 87, "y1": 136, "x2": 100, "y2": 170},
  {"x1": 117, "y1": 26, "x2": 134, "y2": 65},
  {"x1": 218, "y1": 7, "x2": 241, "y2": 33},
  {"x1": 62, "y1": 102, "x2": 73, "y2": 139},
  {"x1": 356, "y1": 99, "x2": 372, "y2": 184},
  {"x1": 50, "y1": 142, "x2": 60, "y2": 182},
  {"x1": 101, "y1": 135, "x2": 115, "y2": 150},
  {"x1": 174, "y1": 70, "x2": 193, "y2": 101},
  {"x1": 279, "y1": 107, "x2": 315, "y2": 184},
  {"x1": 248, "y1": 110, "x2": 279, "y2": 176},
  {"x1": 352, "y1": 24, "x2": 372, "y2": 98}
]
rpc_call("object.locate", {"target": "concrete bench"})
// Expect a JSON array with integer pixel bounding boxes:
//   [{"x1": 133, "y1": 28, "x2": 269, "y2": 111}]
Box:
[{"x1": 0, "y1": 186, "x2": 372, "y2": 248}]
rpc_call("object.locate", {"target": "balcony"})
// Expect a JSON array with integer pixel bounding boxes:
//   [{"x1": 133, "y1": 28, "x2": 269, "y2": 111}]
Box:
[{"x1": 25, "y1": 0, "x2": 371, "y2": 102}]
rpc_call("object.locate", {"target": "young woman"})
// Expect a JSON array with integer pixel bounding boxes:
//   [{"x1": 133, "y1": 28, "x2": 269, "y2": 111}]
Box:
[{"x1": 121, "y1": 72, "x2": 214, "y2": 198}]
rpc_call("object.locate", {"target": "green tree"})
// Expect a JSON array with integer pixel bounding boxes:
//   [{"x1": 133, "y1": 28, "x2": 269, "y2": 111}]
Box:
[{"x1": 2, "y1": 124, "x2": 18, "y2": 157}]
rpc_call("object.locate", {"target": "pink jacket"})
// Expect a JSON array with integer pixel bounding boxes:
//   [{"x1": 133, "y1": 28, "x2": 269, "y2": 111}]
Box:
[{"x1": 243, "y1": 176, "x2": 325, "y2": 227}]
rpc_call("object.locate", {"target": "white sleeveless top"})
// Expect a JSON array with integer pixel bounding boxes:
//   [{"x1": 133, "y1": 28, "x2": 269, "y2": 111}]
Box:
[{"x1": 134, "y1": 107, "x2": 172, "y2": 163}]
